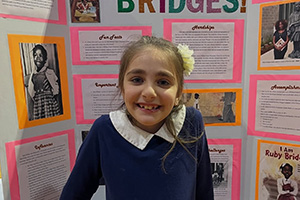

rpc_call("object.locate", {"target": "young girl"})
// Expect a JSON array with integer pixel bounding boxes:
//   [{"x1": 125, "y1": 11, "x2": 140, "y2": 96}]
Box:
[
  {"x1": 60, "y1": 36, "x2": 214, "y2": 200},
  {"x1": 27, "y1": 44, "x2": 61, "y2": 120},
  {"x1": 277, "y1": 163, "x2": 298, "y2": 200}
]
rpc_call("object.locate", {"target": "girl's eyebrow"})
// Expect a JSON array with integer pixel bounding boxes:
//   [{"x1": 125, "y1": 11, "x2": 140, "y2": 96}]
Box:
[
  {"x1": 126, "y1": 69, "x2": 145, "y2": 76},
  {"x1": 126, "y1": 69, "x2": 175, "y2": 80},
  {"x1": 156, "y1": 71, "x2": 175, "y2": 81}
]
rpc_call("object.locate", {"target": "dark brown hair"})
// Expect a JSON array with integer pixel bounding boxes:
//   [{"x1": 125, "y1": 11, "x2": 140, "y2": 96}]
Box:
[
  {"x1": 280, "y1": 163, "x2": 293, "y2": 172},
  {"x1": 275, "y1": 19, "x2": 288, "y2": 31},
  {"x1": 32, "y1": 44, "x2": 48, "y2": 66}
]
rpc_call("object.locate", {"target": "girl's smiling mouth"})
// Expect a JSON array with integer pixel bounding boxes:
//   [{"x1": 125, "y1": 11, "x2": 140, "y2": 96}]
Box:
[{"x1": 137, "y1": 104, "x2": 160, "y2": 110}]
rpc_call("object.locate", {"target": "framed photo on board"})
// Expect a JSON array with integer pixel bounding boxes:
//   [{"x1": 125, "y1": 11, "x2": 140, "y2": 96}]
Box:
[
  {"x1": 70, "y1": 0, "x2": 100, "y2": 23},
  {"x1": 258, "y1": 0, "x2": 300, "y2": 70},
  {"x1": 8, "y1": 34, "x2": 71, "y2": 129},
  {"x1": 255, "y1": 139, "x2": 300, "y2": 200},
  {"x1": 182, "y1": 88, "x2": 242, "y2": 126}
]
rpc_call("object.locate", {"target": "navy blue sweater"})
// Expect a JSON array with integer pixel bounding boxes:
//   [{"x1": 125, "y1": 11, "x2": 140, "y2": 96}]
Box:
[{"x1": 60, "y1": 107, "x2": 214, "y2": 200}]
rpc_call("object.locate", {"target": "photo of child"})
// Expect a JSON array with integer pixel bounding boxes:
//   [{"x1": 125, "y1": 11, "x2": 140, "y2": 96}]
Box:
[
  {"x1": 21, "y1": 43, "x2": 63, "y2": 121},
  {"x1": 277, "y1": 163, "x2": 298, "y2": 200}
]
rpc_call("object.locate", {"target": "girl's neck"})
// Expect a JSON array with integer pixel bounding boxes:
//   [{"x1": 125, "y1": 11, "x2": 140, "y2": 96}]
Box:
[{"x1": 36, "y1": 65, "x2": 47, "y2": 73}]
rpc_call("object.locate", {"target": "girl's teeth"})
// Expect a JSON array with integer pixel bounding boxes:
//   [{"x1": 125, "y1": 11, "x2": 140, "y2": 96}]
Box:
[{"x1": 141, "y1": 105, "x2": 157, "y2": 110}]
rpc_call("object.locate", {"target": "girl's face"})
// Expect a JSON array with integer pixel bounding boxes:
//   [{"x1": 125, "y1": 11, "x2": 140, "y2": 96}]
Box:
[
  {"x1": 122, "y1": 48, "x2": 180, "y2": 133},
  {"x1": 33, "y1": 49, "x2": 45, "y2": 70},
  {"x1": 282, "y1": 165, "x2": 292, "y2": 179}
]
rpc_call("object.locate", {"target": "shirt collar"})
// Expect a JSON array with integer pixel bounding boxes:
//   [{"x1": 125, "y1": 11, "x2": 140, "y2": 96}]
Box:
[
  {"x1": 33, "y1": 65, "x2": 47, "y2": 74},
  {"x1": 109, "y1": 105, "x2": 186, "y2": 150}
]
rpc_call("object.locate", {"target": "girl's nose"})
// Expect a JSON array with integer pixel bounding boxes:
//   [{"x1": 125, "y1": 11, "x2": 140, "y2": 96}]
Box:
[{"x1": 142, "y1": 84, "x2": 157, "y2": 101}]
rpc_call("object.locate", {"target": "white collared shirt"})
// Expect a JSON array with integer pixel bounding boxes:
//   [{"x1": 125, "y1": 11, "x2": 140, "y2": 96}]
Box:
[{"x1": 109, "y1": 105, "x2": 186, "y2": 150}]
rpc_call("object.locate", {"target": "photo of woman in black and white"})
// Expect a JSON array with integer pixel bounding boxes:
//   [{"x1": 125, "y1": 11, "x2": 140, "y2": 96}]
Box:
[{"x1": 21, "y1": 43, "x2": 63, "y2": 121}]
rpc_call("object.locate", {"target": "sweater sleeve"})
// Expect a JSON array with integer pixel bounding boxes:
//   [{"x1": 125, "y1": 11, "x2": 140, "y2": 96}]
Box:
[
  {"x1": 196, "y1": 132, "x2": 214, "y2": 200},
  {"x1": 60, "y1": 117, "x2": 104, "y2": 200},
  {"x1": 193, "y1": 108, "x2": 214, "y2": 200},
  {"x1": 291, "y1": 179, "x2": 298, "y2": 196}
]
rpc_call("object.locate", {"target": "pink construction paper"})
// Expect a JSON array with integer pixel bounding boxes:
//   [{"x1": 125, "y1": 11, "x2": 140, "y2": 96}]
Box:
[
  {"x1": 70, "y1": 26, "x2": 152, "y2": 65},
  {"x1": 0, "y1": 1, "x2": 66, "y2": 25},
  {"x1": 73, "y1": 74, "x2": 119, "y2": 124},
  {"x1": 5, "y1": 129, "x2": 75, "y2": 200},
  {"x1": 247, "y1": 74, "x2": 300, "y2": 140},
  {"x1": 208, "y1": 138, "x2": 242, "y2": 200},
  {"x1": 252, "y1": 0, "x2": 282, "y2": 4},
  {"x1": 164, "y1": 19, "x2": 244, "y2": 83}
]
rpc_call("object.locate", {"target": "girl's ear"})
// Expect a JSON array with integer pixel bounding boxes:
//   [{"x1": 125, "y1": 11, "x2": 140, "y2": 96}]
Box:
[
  {"x1": 174, "y1": 97, "x2": 180, "y2": 106},
  {"x1": 175, "y1": 90, "x2": 183, "y2": 106}
]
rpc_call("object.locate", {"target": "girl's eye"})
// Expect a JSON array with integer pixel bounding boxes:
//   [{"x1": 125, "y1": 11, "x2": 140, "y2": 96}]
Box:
[
  {"x1": 157, "y1": 79, "x2": 170, "y2": 87},
  {"x1": 130, "y1": 77, "x2": 143, "y2": 84}
]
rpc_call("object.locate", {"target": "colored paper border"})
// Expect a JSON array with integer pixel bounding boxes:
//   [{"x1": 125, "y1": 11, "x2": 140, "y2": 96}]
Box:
[
  {"x1": 208, "y1": 138, "x2": 242, "y2": 200},
  {"x1": 253, "y1": 0, "x2": 292, "y2": 6},
  {"x1": 8, "y1": 34, "x2": 71, "y2": 129},
  {"x1": 247, "y1": 74, "x2": 300, "y2": 140},
  {"x1": 70, "y1": 26, "x2": 152, "y2": 65},
  {"x1": 164, "y1": 19, "x2": 244, "y2": 83},
  {"x1": 0, "y1": 0, "x2": 66, "y2": 25},
  {"x1": 73, "y1": 74, "x2": 119, "y2": 124},
  {"x1": 257, "y1": 0, "x2": 300, "y2": 70},
  {"x1": 183, "y1": 88, "x2": 242, "y2": 126},
  {"x1": 255, "y1": 139, "x2": 300, "y2": 199},
  {"x1": 5, "y1": 129, "x2": 76, "y2": 200}
]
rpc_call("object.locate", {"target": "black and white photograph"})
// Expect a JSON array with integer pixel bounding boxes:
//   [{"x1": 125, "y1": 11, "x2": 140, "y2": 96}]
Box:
[
  {"x1": 211, "y1": 162, "x2": 229, "y2": 189},
  {"x1": 20, "y1": 43, "x2": 63, "y2": 121}
]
